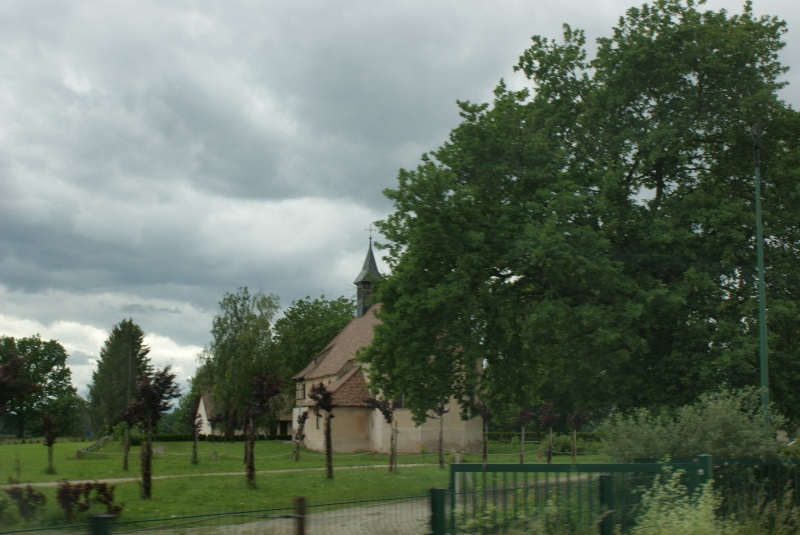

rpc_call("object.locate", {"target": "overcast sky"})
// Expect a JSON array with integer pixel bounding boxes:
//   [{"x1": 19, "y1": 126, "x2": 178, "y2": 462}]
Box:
[{"x1": 2, "y1": 0, "x2": 798, "y2": 398}]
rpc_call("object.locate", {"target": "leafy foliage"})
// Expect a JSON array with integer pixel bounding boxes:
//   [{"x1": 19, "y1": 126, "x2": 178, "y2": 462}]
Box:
[
  {"x1": 88, "y1": 319, "x2": 152, "y2": 432},
  {"x1": 5, "y1": 485, "x2": 46, "y2": 521},
  {"x1": 204, "y1": 287, "x2": 282, "y2": 426},
  {"x1": 365, "y1": 0, "x2": 800, "y2": 423},
  {"x1": 200, "y1": 287, "x2": 291, "y2": 488},
  {"x1": 630, "y1": 468, "x2": 732, "y2": 535},
  {"x1": 598, "y1": 388, "x2": 784, "y2": 462},
  {"x1": 0, "y1": 352, "x2": 40, "y2": 414},
  {"x1": 55, "y1": 480, "x2": 123, "y2": 522},
  {"x1": 124, "y1": 366, "x2": 181, "y2": 499},
  {"x1": 0, "y1": 336, "x2": 76, "y2": 438}
]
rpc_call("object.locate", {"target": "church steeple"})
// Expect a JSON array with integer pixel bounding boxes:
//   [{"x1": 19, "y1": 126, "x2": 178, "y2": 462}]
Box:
[{"x1": 354, "y1": 237, "x2": 382, "y2": 318}]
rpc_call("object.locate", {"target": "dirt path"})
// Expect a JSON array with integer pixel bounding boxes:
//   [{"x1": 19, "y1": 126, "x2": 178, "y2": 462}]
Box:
[
  {"x1": 0, "y1": 463, "x2": 429, "y2": 489},
  {"x1": 135, "y1": 498, "x2": 431, "y2": 534}
]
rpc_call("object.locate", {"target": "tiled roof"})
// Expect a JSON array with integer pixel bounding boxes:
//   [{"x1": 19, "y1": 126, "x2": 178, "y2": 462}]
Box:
[
  {"x1": 329, "y1": 366, "x2": 370, "y2": 407},
  {"x1": 292, "y1": 304, "x2": 381, "y2": 380}
]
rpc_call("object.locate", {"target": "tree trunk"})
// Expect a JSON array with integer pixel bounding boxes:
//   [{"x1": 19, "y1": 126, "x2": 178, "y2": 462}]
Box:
[
  {"x1": 519, "y1": 426, "x2": 525, "y2": 465},
  {"x1": 481, "y1": 417, "x2": 488, "y2": 471},
  {"x1": 191, "y1": 429, "x2": 199, "y2": 465},
  {"x1": 47, "y1": 444, "x2": 55, "y2": 474},
  {"x1": 572, "y1": 430, "x2": 577, "y2": 463},
  {"x1": 141, "y1": 425, "x2": 152, "y2": 499},
  {"x1": 123, "y1": 427, "x2": 130, "y2": 472},
  {"x1": 245, "y1": 417, "x2": 256, "y2": 489},
  {"x1": 546, "y1": 428, "x2": 553, "y2": 465},
  {"x1": 16, "y1": 412, "x2": 24, "y2": 439},
  {"x1": 324, "y1": 413, "x2": 333, "y2": 480},
  {"x1": 389, "y1": 420, "x2": 397, "y2": 473},
  {"x1": 438, "y1": 416, "x2": 444, "y2": 470}
]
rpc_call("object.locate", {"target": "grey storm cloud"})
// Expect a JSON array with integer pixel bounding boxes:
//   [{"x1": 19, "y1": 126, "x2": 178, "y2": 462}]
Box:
[{"x1": 1, "y1": 0, "x2": 798, "y2": 393}]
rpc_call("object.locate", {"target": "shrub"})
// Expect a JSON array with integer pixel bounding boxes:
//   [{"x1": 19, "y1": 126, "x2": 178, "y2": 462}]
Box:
[
  {"x1": 55, "y1": 481, "x2": 123, "y2": 522},
  {"x1": 598, "y1": 387, "x2": 784, "y2": 462},
  {"x1": 56, "y1": 481, "x2": 91, "y2": 523},
  {"x1": 5, "y1": 486, "x2": 46, "y2": 521},
  {"x1": 630, "y1": 468, "x2": 741, "y2": 534}
]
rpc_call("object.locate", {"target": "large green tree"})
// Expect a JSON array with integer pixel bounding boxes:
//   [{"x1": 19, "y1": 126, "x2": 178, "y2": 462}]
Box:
[
  {"x1": 88, "y1": 319, "x2": 152, "y2": 432},
  {"x1": 0, "y1": 336, "x2": 78, "y2": 438},
  {"x1": 202, "y1": 287, "x2": 284, "y2": 488},
  {"x1": 273, "y1": 295, "x2": 354, "y2": 378},
  {"x1": 365, "y1": 0, "x2": 800, "y2": 424}
]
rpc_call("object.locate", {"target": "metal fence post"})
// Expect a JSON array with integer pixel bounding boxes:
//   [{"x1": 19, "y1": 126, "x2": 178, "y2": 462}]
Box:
[
  {"x1": 90, "y1": 513, "x2": 114, "y2": 535},
  {"x1": 697, "y1": 454, "x2": 713, "y2": 488},
  {"x1": 430, "y1": 487, "x2": 446, "y2": 535},
  {"x1": 599, "y1": 475, "x2": 614, "y2": 535},
  {"x1": 294, "y1": 496, "x2": 306, "y2": 535}
]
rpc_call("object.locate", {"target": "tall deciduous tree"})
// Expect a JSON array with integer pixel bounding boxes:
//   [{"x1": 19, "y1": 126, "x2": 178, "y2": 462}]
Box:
[
  {"x1": 88, "y1": 319, "x2": 152, "y2": 432},
  {"x1": 124, "y1": 366, "x2": 180, "y2": 499},
  {"x1": 0, "y1": 352, "x2": 40, "y2": 423},
  {"x1": 0, "y1": 336, "x2": 77, "y2": 438},
  {"x1": 203, "y1": 287, "x2": 285, "y2": 488},
  {"x1": 365, "y1": 0, "x2": 800, "y2": 423}
]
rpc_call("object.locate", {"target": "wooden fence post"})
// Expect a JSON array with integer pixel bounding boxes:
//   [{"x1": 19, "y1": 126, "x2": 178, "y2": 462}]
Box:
[{"x1": 294, "y1": 496, "x2": 306, "y2": 535}]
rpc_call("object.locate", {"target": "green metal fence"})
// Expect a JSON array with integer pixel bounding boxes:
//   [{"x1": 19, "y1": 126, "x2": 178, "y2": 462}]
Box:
[
  {"x1": 3, "y1": 457, "x2": 798, "y2": 534},
  {"x1": 447, "y1": 458, "x2": 709, "y2": 534},
  {"x1": 444, "y1": 456, "x2": 800, "y2": 534}
]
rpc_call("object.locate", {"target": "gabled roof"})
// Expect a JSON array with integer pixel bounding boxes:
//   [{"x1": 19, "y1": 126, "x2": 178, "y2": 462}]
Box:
[
  {"x1": 196, "y1": 391, "x2": 215, "y2": 417},
  {"x1": 293, "y1": 303, "x2": 381, "y2": 381},
  {"x1": 329, "y1": 366, "x2": 370, "y2": 407}
]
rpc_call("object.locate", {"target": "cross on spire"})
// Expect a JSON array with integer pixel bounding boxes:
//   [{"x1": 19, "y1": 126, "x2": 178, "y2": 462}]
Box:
[{"x1": 365, "y1": 224, "x2": 374, "y2": 244}]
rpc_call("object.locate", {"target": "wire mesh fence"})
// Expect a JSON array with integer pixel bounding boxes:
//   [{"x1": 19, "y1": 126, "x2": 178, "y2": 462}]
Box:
[
  {"x1": 0, "y1": 495, "x2": 432, "y2": 535},
  {"x1": 447, "y1": 459, "x2": 711, "y2": 534},
  {"x1": 4, "y1": 457, "x2": 799, "y2": 534}
]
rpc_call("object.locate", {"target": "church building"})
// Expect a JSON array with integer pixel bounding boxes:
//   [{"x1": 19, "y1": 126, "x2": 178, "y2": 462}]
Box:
[{"x1": 292, "y1": 240, "x2": 482, "y2": 454}]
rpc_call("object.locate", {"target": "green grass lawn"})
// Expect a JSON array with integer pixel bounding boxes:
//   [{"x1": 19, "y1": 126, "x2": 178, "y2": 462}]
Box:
[{"x1": 0, "y1": 438, "x2": 608, "y2": 529}]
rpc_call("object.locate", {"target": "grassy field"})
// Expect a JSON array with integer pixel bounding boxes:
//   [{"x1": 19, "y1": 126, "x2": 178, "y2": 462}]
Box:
[{"x1": 0, "y1": 438, "x2": 607, "y2": 529}]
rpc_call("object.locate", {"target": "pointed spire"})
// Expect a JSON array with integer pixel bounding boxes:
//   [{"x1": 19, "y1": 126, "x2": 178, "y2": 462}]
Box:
[
  {"x1": 355, "y1": 238, "x2": 382, "y2": 318},
  {"x1": 354, "y1": 237, "x2": 382, "y2": 285}
]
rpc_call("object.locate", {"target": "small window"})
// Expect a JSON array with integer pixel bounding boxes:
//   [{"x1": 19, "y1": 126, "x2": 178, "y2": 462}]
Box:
[{"x1": 316, "y1": 414, "x2": 320, "y2": 430}]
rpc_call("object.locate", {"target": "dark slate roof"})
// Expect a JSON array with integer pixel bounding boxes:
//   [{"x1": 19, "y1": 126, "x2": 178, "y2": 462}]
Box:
[{"x1": 354, "y1": 241, "x2": 383, "y2": 284}]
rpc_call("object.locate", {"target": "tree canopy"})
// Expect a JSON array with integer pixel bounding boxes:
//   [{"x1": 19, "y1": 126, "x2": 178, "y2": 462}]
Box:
[
  {"x1": 201, "y1": 287, "x2": 282, "y2": 427},
  {"x1": 0, "y1": 336, "x2": 78, "y2": 438},
  {"x1": 88, "y1": 319, "x2": 152, "y2": 431},
  {"x1": 364, "y1": 0, "x2": 800, "y2": 424}
]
